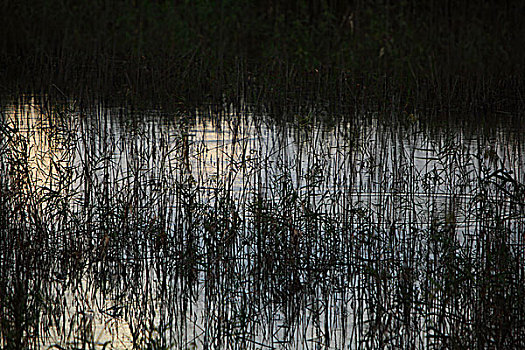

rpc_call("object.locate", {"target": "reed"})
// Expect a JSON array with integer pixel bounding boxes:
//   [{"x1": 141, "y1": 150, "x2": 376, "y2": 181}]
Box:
[{"x1": 1, "y1": 97, "x2": 525, "y2": 348}]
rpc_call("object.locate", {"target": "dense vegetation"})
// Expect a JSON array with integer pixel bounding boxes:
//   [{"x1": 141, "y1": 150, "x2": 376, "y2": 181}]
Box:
[
  {"x1": 2, "y1": 1, "x2": 525, "y2": 348},
  {"x1": 1, "y1": 0, "x2": 524, "y2": 111},
  {"x1": 1, "y1": 99, "x2": 525, "y2": 348}
]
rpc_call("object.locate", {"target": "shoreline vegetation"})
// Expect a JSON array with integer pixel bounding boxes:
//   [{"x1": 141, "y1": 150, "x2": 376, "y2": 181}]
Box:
[
  {"x1": 2, "y1": 1, "x2": 525, "y2": 348},
  {"x1": 1, "y1": 100, "x2": 525, "y2": 348},
  {"x1": 1, "y1": 0, "x2": 524, "y2": 115}
]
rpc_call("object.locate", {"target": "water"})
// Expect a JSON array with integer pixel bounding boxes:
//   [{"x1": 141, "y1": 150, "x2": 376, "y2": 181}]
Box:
[{"x1": 1, "y1": 97, "x2": 525, "y2": 348}]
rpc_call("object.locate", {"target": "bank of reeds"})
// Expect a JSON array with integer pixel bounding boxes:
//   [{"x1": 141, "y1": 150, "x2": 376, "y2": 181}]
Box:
[{"x1": 1, "y1": 98, "x2": 525, "y2": 348}]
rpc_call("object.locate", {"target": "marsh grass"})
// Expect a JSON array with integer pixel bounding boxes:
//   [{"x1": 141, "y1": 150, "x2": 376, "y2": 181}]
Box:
[{"x1": 1, "y1": 97, "x2": 525, "y2": 348}]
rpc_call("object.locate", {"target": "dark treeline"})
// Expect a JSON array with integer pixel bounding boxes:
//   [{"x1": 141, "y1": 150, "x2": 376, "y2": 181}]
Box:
[{"x1": 1, "y1": 0, "x2": 524, "y2": 113}]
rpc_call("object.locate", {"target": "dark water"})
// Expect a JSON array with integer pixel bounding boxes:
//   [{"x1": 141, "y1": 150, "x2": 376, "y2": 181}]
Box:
[{"x1": 1, "y1": 97, "x2": 525, "y2": 349}]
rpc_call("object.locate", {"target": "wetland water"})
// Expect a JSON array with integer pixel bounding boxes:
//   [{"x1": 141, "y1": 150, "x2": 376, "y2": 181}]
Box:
[{"x1": 1, "y1": 97, "x2": 525, "y2": 349}]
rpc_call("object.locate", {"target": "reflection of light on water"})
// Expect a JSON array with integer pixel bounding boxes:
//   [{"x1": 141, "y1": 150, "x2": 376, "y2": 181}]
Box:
[
  {"x1": 4, "y1": 98, "x2": 71, "y2": 193},
  {"x1": 38, "y1": 273, "x2": 135, "y2": 349},
  {"x1": 188, "y1": 113, "x2": 262, "y2": 194}
]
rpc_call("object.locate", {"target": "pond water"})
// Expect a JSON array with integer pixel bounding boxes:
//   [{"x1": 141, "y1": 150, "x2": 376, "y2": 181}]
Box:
[{"x1": 1, "y1": 97, "x2": 525, "y2": 348}]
